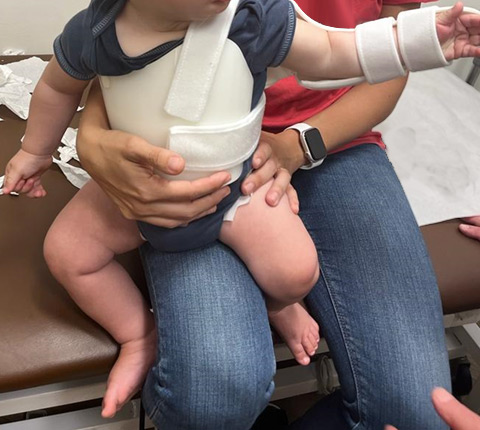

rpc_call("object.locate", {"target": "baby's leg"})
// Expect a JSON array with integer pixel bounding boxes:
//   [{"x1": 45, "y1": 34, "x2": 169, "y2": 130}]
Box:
[
  {"x1": 43, "y1": 180, "x2": 155, "y2": 418},
  {"x1": 220, "y1": 180, "x2": 320, "y2": 365}
]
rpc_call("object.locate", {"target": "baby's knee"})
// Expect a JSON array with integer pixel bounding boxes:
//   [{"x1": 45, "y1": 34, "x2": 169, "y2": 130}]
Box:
[
  {"x1": 43, "y1": 224, "x2": 86, "y2": 284},
  {"x1": 265, "y1": 256, "x2": 320, "y2": 304},
  {"x1": 43, "y1": 226, "x2": 68, "y2": 278}
]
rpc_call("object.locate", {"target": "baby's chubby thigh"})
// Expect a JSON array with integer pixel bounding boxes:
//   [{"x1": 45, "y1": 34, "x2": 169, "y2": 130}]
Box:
[
  {"x1": 43, "y1": 179, "x2": 144, "y2": 285},
  {"x1": 219, "y1": 180, "x2": 319, "y2": 305}
]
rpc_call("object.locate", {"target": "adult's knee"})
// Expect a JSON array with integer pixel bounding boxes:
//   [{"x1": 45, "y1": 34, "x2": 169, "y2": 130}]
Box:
[{"x1": 144, "y1": 352, "x2": 275, "y2": 429}]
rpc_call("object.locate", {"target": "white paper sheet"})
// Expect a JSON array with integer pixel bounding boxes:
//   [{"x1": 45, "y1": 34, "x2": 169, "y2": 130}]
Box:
[
  {"x1": 6, "y1": 57, "x2": 48, "y2": 92},
  {"x1": 52, "y1": 128, "x2": 91, "y2": 189},
  {"x1": 0, "y1": 65, "x2": 31, "y2": 119},
  {"x1": 0, "y1": 57, "x2": 48, "y2": 119},
  {"x1": 376, "y1": 68, "x2": 480, "y2": 226}
]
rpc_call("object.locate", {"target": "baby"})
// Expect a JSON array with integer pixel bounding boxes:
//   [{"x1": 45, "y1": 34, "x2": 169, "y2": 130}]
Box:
[{"x1": 3, "y1": 0, "x2": 479, "y2": 419}]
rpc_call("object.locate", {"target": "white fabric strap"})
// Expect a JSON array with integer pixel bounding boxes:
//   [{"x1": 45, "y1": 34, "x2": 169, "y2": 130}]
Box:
[
  {"x1": 397, "y1": 6, "x2": 450, "y2": 72},
  {"x1": 164, "y1": 0, "x2": 239, "y2": 122},
  {"x1": 168, "y1": 94, "x2": 266, "y2": 171},
  {"x1": 356, "y1": 17, "x2": 406, "y2": 84}
]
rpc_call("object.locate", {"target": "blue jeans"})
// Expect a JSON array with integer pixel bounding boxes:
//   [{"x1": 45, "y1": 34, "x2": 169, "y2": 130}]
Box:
[{"x1": 140, "y1": 144, "x2": 451, "y2": 430}]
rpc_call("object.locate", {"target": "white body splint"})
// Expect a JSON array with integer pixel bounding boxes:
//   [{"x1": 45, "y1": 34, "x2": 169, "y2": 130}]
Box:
[
  {"x1": 99, "y1": 0, "x2": 480, "y2": 184},
  {"x1": 100, "y1": 0, "x2": 260, "y2": 184}
]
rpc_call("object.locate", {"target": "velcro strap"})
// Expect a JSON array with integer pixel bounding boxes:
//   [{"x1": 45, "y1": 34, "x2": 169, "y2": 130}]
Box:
[
  {"x1": 164, "y1": 0, "x2": 239, "y2": 122},
  {"x1": 168, "y1": 94, "x2": 265, "y2": 171},
  {"x1": 355, "y1": 17, "x2": 406, "y2": 84},
  {"x1": 397, "y1": 6, "x2": 450, "y2": 72}
]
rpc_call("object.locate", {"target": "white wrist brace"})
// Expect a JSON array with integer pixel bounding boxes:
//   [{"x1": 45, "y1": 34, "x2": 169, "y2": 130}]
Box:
[{"x1": 280, "y1": 1, "x2": 480, "y2": 90}]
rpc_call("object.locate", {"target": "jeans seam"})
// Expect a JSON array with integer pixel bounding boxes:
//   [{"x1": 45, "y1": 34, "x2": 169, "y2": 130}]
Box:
[
  {"x1": 316, "y1": 246, "x2": 363, "y2": 428},
  {"x1": 140, "y1": 248, "x2": 167, "y2": 423}
]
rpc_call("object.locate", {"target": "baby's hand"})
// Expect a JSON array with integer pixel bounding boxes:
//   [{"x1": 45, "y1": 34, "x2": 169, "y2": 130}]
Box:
[
  {"x1": 436, "y1": 2, "x2": 480, "y2": 60},
  {"x1": 2, "y1": 148, "x2": 52, "y2": 197}
]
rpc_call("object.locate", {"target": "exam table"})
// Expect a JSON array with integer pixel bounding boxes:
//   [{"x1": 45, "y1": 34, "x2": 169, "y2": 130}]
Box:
[{"x1": 1, "y1": 56, "x2": 480, "y2": 429}]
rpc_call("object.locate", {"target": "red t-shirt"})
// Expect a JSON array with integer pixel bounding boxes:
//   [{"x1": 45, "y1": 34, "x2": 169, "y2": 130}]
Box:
[{"x1": 263, "y1": 0, "x2": 434, "y2": 152}]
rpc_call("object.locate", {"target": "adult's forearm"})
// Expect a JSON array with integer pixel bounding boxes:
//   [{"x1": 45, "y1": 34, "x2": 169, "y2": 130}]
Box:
[
  {"x1": 306, "y1": 76, "x2": 408, "y2": 152},
  {"x1": 77, "y1": 79, "x2": 109, "y2": 159}
]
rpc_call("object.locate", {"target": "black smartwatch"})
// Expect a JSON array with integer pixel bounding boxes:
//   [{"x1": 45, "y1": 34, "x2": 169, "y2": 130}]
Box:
[{"x1": 287, "y1": 123, "x2": 327, "y2": 170}]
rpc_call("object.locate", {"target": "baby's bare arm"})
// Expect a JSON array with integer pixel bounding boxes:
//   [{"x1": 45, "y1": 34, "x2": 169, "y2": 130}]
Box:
[
  {"x1": 22, "y1": 57, "x2": 90, "y2": 156},
  {"x1": 281, "y1": 19, "x2": 362, "y2": 82},
  {"x1": 2, "y1": 58, "x2": 90, "y2": 196}
]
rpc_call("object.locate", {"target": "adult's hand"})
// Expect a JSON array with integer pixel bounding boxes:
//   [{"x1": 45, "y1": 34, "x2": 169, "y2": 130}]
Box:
[
  {"x1": 77, "y1": 80, "x2": 232, "y2": 228},
  {"x1": 241, "y1": 129, "x2": 305, "y2": 213},
  {"x1": 385, "y1": 387, "x2": 480, "y2": 430},
  {"x1": 459, "y1": 216, "x2": 480, "y2": 241}
]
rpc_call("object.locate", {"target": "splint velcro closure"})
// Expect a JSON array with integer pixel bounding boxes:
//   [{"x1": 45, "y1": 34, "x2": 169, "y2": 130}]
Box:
[
  {"x1": 355, "y1": 17, "x2": 406, "y2": 84},
  {"x1": 168, "y1": 94, "x2": 265, "y2": 172},
  {"x1": 397, "y1": 6, "x2": 450, "y2": 72}
]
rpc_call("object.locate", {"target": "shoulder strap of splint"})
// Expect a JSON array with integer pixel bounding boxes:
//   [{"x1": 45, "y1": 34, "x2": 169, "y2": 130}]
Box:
[{"x1": 164, "y1": 0, "x2": 240, "y2": 122}]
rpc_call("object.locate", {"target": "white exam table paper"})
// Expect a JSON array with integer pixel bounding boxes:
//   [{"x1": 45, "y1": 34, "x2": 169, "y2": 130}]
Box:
[
  {"x1": 0, "y1": 57, "x2": 48, "y2": 120},
  {"x1": 376, "y1": 68, "x2": 480, "y2": 226}
]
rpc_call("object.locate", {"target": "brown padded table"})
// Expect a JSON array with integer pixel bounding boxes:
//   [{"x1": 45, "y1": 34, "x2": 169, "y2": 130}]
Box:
[{"x1": 1, "y1": 55, "x2": 480, "y2": 394}]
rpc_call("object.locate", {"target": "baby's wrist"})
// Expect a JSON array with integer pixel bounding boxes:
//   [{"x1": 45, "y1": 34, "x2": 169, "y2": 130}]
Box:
[{"x1": 20, "y1": 144, "x2": 53, "y2": 159}]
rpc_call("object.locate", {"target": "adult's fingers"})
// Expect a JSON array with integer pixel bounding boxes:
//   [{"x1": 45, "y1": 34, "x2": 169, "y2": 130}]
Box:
[
  {"x1": 432, "y1": 387, "x2": 480, "y2": 430},
  {"x1": 242, "y1": 157, "x2": 278, "y2": 195},
  {"x1": 265, "y1": 167, "x2": 292, "y2": 207},
  {"x1": 251, "y1": 141, "x2": 273, "y2": 170},
  {"x1": 459, "y1": 223, "x2": 480, "y2": 241},
  {"x1": 164, "y1": 172, "x2": 232, "y2": 202},
  {"x1": 121, "y1": 134, "x2": 187, "y2": 176},
  {"x1": 118, "y1": 186, "x2": 231, "y2": 227},
  {"x1": 285, "y1": 184, "x2": 300, "y2": 214}
]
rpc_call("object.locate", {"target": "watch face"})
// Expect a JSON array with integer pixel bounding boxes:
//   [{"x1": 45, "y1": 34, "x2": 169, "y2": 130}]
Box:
[{"x1": 304, "y1": 128, "x2": 327, "y2": 161}]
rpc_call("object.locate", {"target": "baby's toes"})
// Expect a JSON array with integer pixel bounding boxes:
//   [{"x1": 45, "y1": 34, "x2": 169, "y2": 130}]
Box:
[
  {"x1": 305, "y1": 332, "x2": 318, "y2": 356},
  {"x1": 302, "y1": 332, "x2": 317, "y2": 357},
  {"x1": 309, "y1": 323, "x2": 320, "y2": 344},
  {"x1": 291, "y1": 342, "x2": 311, "y2": 366}
]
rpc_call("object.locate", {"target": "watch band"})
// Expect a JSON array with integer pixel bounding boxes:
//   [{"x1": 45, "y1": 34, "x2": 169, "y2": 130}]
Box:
[{"x1": 286, "y1": 123, "x2": 327, "y2": 170}]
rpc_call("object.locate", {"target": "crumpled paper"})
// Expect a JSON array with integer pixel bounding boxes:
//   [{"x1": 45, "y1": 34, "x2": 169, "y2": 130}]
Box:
[
  {"x1": 0, "y1": 57, "x2": 48, "y2": 119},
  {"x1": 52, "y1": 127, "x2": 91, "y2": 189}
]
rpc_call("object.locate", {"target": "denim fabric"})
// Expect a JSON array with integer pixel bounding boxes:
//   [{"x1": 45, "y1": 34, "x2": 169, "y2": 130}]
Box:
[{"x1": 140, "y1": 144, "x2": 450, "y2": 430}]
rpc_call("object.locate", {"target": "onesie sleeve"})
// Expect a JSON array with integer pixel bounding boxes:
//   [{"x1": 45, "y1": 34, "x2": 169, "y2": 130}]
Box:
[
  {"x1": 229, "y1": 0, "x2": 296, "y2": 74},
  {"x1": 53, "y1": 9, "x2": 96, "y2": 80}
]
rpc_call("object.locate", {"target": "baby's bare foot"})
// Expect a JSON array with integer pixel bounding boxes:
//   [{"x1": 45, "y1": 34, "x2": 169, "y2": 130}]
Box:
[
  {"x1": 269, "y1": 303, "x2": 320, "y2": 366},
  {"x1": 101, "y1": 329, "x2": 157, "y2": 418}
]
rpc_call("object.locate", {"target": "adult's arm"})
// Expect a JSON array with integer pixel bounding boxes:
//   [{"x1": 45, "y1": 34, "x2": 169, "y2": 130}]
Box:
[
  {"x1": 76, "y1": 79, "x2": 232, "y2": 228},
  {"x1": 243, "y1": 4, "x2": 420, "y2": 207}
]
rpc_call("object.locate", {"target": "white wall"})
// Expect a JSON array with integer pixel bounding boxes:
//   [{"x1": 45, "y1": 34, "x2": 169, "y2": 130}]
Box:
[{"x1": 0, "y1": 0, "x2": 89, "y2": 54}]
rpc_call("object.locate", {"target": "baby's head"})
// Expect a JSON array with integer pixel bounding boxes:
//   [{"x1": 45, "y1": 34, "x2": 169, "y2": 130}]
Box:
[{"x1": 160, "y1": 0, "x2": 231, "y2": 22}]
